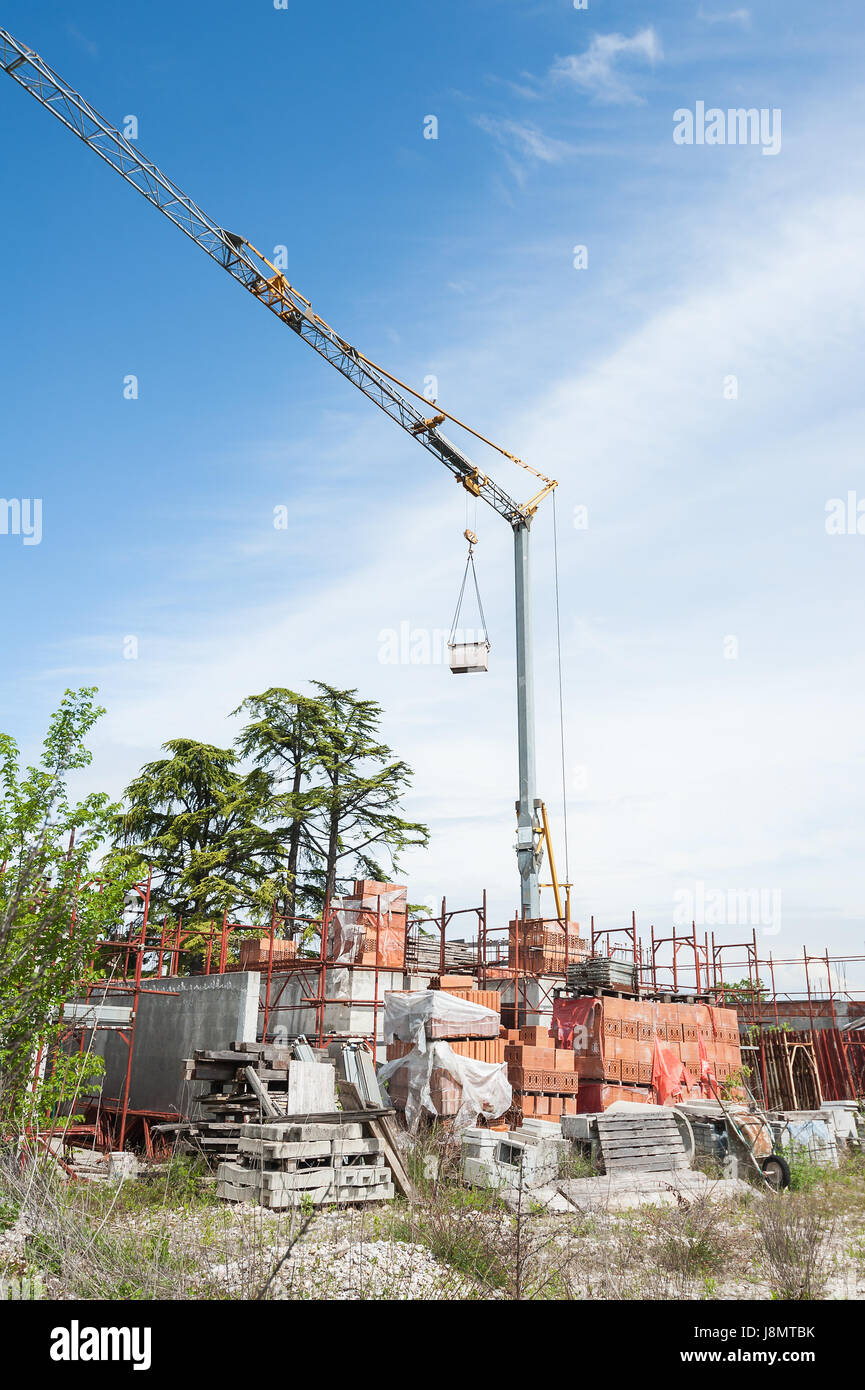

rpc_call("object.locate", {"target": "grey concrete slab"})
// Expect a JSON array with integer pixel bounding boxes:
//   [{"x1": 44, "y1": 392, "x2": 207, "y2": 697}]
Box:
[{"x1": 83, "y1": 971, "x2": 260, "y2": 1119}]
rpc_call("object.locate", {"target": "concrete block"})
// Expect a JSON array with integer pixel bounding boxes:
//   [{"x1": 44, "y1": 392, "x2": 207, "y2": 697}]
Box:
[
  {"x1": 561, "y1": 1114, "x2": 594, "y2": 1143},
  {"x1": 331, "y1": 1137, "x2": 384, "y2": 1158},
  {"x1": 285, "y1": 1060, "x2": 337, "y2": 1114},
  {"x1": 240, "y1": 1120, "x2": 360, "y2": 1142},
  {"x1": 335, "y1": 1166, "x2": 391, "y2": 1187},
  {"x1": 238, "y1": 1138, "x2": 332, "y2": 1161}
]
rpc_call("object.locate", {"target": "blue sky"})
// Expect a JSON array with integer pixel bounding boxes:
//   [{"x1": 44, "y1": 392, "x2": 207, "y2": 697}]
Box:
[{"x1": 2, "y1": 1, "x2": 865, "y2": 992}]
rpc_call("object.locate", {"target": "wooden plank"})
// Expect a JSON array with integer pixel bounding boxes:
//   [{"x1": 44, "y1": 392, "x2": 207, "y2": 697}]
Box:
[
  {"x1": 599, "y1": 1129, "x2": 683, "y2": 1141},
  {"x1": 597, "y1": 1115, "x2": 679, "y2": 1125},
  {"x1": 197, "y1": 1050, "x2": 251, "y2": 1063},
  {"x1": 339, "y1": 1080, "x2": 418, "y2": 1203},
  {"x1": 603, "y1": 1139, "x2": 684, "y2": 1150},
  {"x1": 244, "y1": 1066, "x2": 278, "y2": 1118},
  {"x1": 605, "y1": 1158, "x2": 690, "y2": 1172},
  {"x1": 604, "y1": 1151, "x2": 689, "y2": 1164}
]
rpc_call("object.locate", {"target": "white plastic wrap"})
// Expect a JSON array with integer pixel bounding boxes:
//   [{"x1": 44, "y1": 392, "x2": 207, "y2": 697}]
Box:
[
  {"x1": 378, "y1": 1041, "x2": 512, "y2": 1130},
  {"x1": 383, "y1": 990, "x2": 500, "y2": 1047},
  {"x1": 328, "y1": 905, "x2": 360, "y2": 965},
  {"x1": 327, "y1": 889, "x2": 406, "y2": 966}
]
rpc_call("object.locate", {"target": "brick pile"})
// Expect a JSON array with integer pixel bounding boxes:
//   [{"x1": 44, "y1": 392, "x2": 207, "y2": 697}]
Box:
[
  {"x1": 238, "y1": 936, "x2": 297, "y2": 969},
  {"x1": 553, "y1": 996, "x2": 742, "y2": 1112},
  {"x1": 508, "y1": 919, "x2": 588, "y2": 974},
  {"x1": 503, "y1": 1025, "x2": 581, "y2": 1120},
  {"x1": 385, "y1": 985, "x2": 503, "y2": 1117},
  {"x1": 328, "y1": 879, "x2": 407, "y2": 969}
]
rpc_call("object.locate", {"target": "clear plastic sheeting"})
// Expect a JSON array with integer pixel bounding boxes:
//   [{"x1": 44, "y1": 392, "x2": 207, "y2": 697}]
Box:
[
  {"x1": 377, "y1": 1041, "x2": 512, "y2": 1130},
  {"x1": 327, "y1": 887, "x2": 406, "y2": 967},
  {"x1": 383, "y1": 990, "x2": 500, "y2": 1047},
  {"x1": 775, "y1": 1117, "x2": 838, "y2": 1167}
]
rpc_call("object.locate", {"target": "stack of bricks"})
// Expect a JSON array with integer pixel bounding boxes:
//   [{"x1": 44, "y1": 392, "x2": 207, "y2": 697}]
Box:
[
  {"x1": 503, "y1": 1024, "x2": 581, "y2": 1120},
  {"x1": 386, "y1": 987, "x2": 504, "y2": 1117},
  {"x1": 328, "y1": 880, "x2": 407, "y2": 969},
  {"x1": 431, "y1": 976, "x2": 502, "y2": 1014},
  {"x1": 385, "y1": 1036, "x2": 506, "y2": 1064},
  {"x1": 507, "y1": 919, "x2": 588, "y2": 975},
  {"x1": 238, "y1": 936, "x2": 297, "y2": 969},
  {"x1": 553, "y1": 996, "x2": 742, "y2": 1112}
]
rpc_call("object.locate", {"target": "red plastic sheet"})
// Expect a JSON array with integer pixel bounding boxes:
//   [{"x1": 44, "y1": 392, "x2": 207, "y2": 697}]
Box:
[
  {"x1": 698, "y1": 1034, "x2": 717, "y2": 1097},
  {"x1": 652, "y1": 1035, "x2": 695, "y2": 1105},
  {"x1": 552, "y1": 996, "x2": 602, "y2": 1052}
]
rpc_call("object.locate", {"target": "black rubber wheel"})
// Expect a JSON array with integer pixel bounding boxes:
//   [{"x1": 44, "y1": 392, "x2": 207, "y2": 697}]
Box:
[{"x1": 761, "y1": 1153, "x2": 791, "y2": 1189}]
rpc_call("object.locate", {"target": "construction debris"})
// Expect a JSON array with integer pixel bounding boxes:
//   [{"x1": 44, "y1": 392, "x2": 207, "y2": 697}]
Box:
[
  {"x1": 174, "y1": 1043, "x2": 338, "y2": 1160},
  {"x1": 460, "y1": 1121, "x2": 567, "y2": 1189}
]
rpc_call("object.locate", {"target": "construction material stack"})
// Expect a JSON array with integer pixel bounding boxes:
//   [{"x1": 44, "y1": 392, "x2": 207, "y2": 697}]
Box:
[
  {"x1": 327, "y1": 879, "x2": 407, "y2": 968},
  {"x1": 174, "y1": 1042, "x2": 337, "y2": 1159},
  {"x1": 508, "y1": 919, "x2": 587, "y2": 974},
  {"x1": 379, "y1": 987, "x2": 511, "y2": 1125},
  {"x1": 503, "y1": 1024, "x2": 581, "y2": 1120},
  {"x1": 553, "y1": 995, "x2": 742, "y2": 1111},
  {"x1": 217, "y1": 1117, "x2": 394, "y2": 1208},
  {"x1": 238, "y1": 936, "x2": 297, "y2": 970}
]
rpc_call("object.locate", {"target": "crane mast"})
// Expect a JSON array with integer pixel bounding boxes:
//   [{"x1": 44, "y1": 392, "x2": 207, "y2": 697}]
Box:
[{"x1": 1, "y1": 25, "x2": 556, "y2": 919}]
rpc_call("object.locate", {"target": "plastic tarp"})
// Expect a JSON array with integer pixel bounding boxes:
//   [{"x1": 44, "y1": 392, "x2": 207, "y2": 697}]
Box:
[
  {"x1": 383, "y1": 990, "x2": 500, "y2": 1045},
  {"x1": 652, "y1": 1036, "x2": 695, "y2": 1106},
  {"x1": 551, "y1": 996, "x2": 602, "y2": 1054},
  {"x1": 777, "y1": 1117, "x2": 838, "y2": 1167},
  {"x1": 327, "y1": 886, "x2": 406, "y2": 967},
  {"x1": 377, "y1": 1041, "x2": 512, "y2": 1131}
]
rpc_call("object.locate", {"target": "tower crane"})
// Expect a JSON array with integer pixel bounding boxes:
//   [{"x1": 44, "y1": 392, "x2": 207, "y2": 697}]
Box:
[{"x1": 0, "y1": 26, "x2": 560, "y2": 919}]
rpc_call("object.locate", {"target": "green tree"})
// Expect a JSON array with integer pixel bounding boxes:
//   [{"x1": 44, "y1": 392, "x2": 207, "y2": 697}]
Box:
[
  {"x1": 115, "y1": 739, "x2": 285, "y2": 963},
  {"x1": 302, "y1": 684, "x2": 429, "y2": 906},
  {"x1": 232, "y1": 688, "x2": 325, "y2": 919},
  {"x1": 722, "y1": 977, "x2": 767, "y2": 1005},
  {"x1": 0, "y1": 688, "x2": 135, "y2": 1129}
]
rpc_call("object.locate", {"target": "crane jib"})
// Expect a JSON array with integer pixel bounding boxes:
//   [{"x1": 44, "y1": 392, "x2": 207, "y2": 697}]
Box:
[{"x1": 0, "y1": 25, "x2": 534, "y2": 528}]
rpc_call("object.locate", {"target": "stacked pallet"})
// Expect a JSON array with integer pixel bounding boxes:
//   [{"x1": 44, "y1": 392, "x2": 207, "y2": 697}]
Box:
[
  {"x1": 217, "y1": 1117, "x2": 394, "y2": 1208},
  {"x1": 503, "y1": 1025, "x2": 581, "y2": 1121},
  {"x1": 178, "y1": 1042, "x2": 336, "y2": 1160},
  {"x1": 594, "y1": 1109, "x2": 689, "y2": 1174},
  {"x1": 567, "y1": 956, "x2": 638, "y2": 993},
  {"x1": 508, "y1": 919, "x2": 587, "y2": 975}
]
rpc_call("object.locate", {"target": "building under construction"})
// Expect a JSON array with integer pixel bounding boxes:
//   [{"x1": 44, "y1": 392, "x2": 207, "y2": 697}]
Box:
[{"x1": 48, "y1": 870, "x2": 865, "y2": 1163}]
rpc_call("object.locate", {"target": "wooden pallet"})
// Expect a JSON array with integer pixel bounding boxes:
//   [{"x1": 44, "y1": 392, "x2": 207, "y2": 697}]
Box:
[{"x1": 595, "y1": 1111, "x2": 689, "y2": 1174}]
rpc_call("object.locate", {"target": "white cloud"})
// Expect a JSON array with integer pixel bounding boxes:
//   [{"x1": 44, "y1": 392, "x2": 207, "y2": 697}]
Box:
[
  {"x1": 475, "y1": 116, "x2": 574, "y2": 183},
  {"x1": 697, "y1": 5, "x2": 751, "y2": 27},
  {"x1": 550, "y1": 27, "x2": 662, "y2": 104}
]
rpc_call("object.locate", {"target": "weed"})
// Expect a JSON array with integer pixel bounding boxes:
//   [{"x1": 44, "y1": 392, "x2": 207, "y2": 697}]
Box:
[{"x1": 756, "y1": 1192, "x2": 836, "y2": 1300}]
